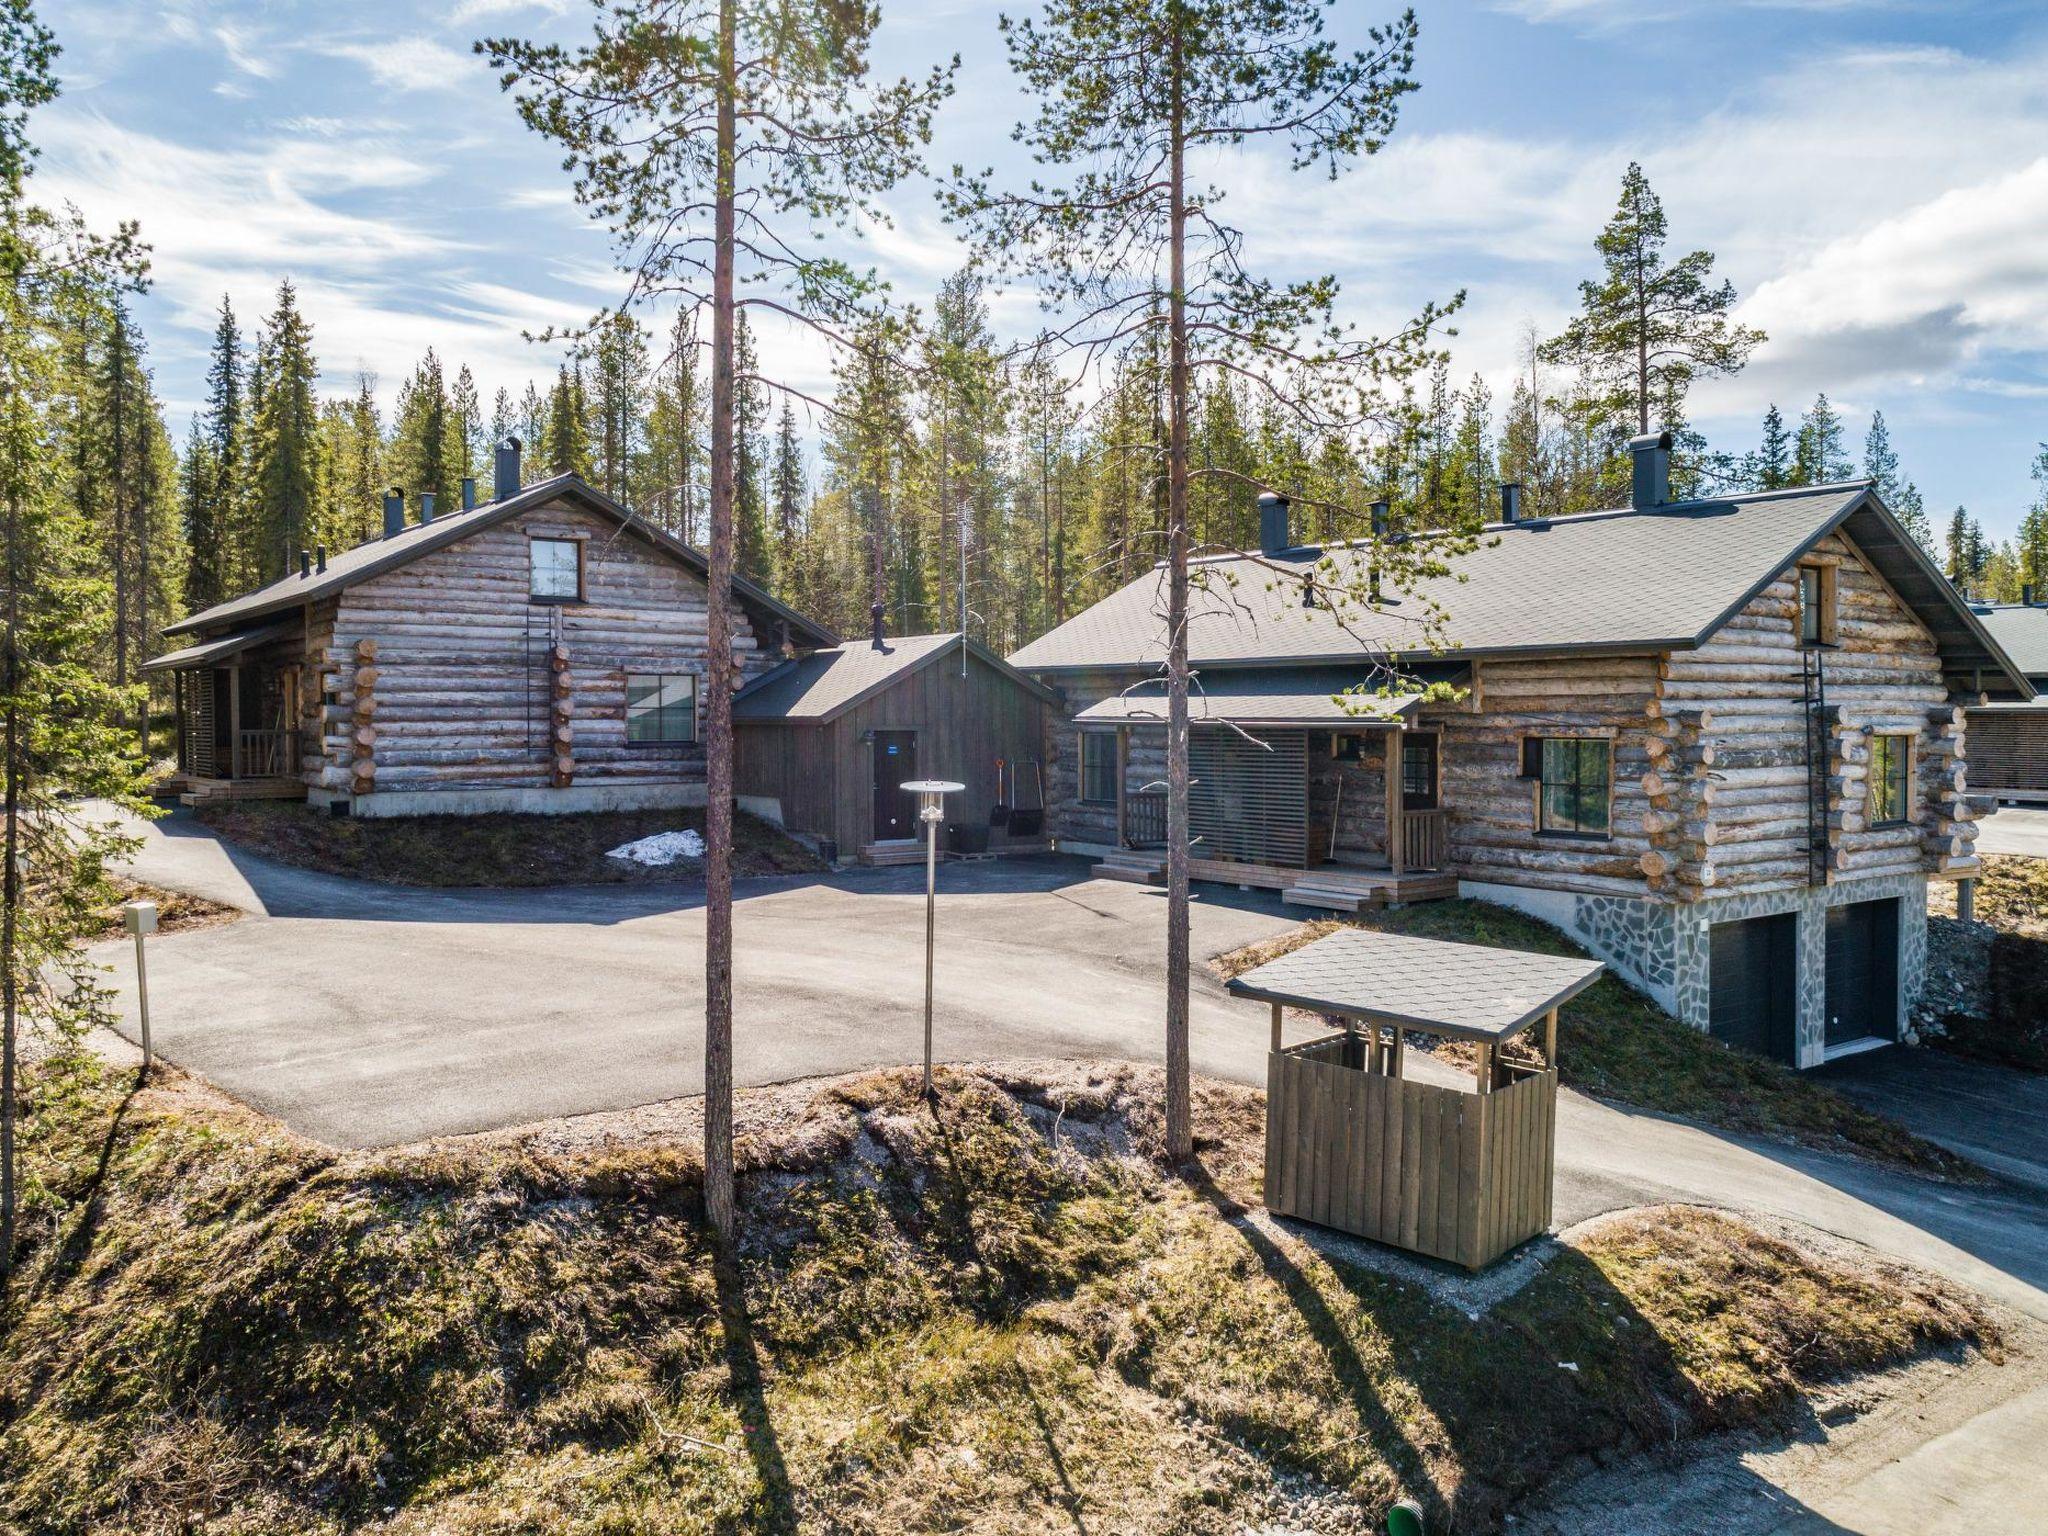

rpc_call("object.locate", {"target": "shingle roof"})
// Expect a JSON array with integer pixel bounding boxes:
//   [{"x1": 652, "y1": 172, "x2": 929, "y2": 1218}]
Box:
[
  {"x1": 1972, "y1": 605, "x2": 2048, "y2": 680},
  {"x1": 138, "y1": 619, "x2": 297, "y2": 673},
  {"x1": 1007, "y1": 482, "x2": 2032, "y2": 697},
  {"x1": 733, "y1": 632, "x2": 1058, "y2": 724},
  {"x1": 161, "y1": 473, "x2": 835, "y2": 649},
  {"x1": 1072, "y1": 666, "x2": 1457, "y2": 727}
]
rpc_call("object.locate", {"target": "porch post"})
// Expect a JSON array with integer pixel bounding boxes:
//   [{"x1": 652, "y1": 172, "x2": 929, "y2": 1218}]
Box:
[
  {"x1": 1386, "y1": 729, "x2": 1405, "y2": 876},
  {"x1": 229, "y1": 662, "x2": 243, "y2": 779},
  {"x1": 1114, "y1": 725, "x2": 1128, "y2": 847}
]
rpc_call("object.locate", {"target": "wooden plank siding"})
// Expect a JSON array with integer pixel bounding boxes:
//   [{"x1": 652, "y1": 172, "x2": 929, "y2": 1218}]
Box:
[
  {"x1": 736, "y1": 643, "x2": 1051, "y2": 853},
  {"x1": 317, "y1": 500, "x2": 777, "y2": 795}
]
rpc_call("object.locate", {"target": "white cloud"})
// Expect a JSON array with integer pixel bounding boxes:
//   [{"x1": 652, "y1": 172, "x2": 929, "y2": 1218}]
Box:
[
  {"x1": 320, "y1": 37, "x2": 480, "y2": 93},
  {"x1": 444, "y1": 0, "x2": 573, "y2": 24}
]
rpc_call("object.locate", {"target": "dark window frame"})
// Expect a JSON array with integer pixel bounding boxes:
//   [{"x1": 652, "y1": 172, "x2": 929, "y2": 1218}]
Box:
[
  {"x1": 1078, "y1": 730, "x2": 1118, "y2": 805},
  {"x1": 529, "y1": 536, "x2": 584, "y2": 604},
  {"x1": 1531, "y1": 735, "x2": 1612, "y2": 840},
  {"x1": 1797, "y1": 561, "x2": 1838, "y2": 647},
  {"x1": 1400, "y1": 731, "x2": 1439, "y2": 811},
  {"x1": 624, "y1": 671, "x2": 698, "y2": 745},
  {"x1": 1868, "y1": 732, "x2": 1912, "y2": 827}
]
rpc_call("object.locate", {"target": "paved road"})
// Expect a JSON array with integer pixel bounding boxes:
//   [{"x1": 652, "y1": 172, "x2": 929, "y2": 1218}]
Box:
[
  {"x1": 93, "y1": 807, "x2": 2048, "y2": 1332},
  {"x1": 1976, "y1": 806, "x2": 2048, "y2": 857}
]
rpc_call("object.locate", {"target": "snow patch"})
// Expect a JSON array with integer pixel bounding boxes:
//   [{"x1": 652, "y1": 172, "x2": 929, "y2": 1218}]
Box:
[{"x1": 605, "y1": 829, "x2": 706, "y2": 866}]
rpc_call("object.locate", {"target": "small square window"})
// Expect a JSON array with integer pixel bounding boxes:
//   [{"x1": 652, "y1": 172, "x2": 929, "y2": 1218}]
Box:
[
  {"x1": 626, "y1": 673, "x2": 696, "y2": 743},
  {"x1": 1869, "y1": 733, "x2": 1911, "y2": 825},
  {"x1": 530, "y1": 538, "x2": 582, "y2": 601},
  {"x1": 1079, "y1": 731, "x2": 1117, "y2": 804}
]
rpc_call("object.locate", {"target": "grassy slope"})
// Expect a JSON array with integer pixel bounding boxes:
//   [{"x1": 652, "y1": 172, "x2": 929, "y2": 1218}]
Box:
[
  {"x1": 1215, "y1": 901, "x2": 1973, "y2": 1177},
  {"x1": 2, "y1": 1058, "x2": 1994, "y2": 1535},
  {"x1": 1928, "y1": 853, "x2": 2048, "y2": 936},
  {"x1": 193, "y1": 801, "x2": 824, "y2": 888}
]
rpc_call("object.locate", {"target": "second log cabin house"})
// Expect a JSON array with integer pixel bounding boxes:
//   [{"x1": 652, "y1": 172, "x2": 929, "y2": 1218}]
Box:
[{"x1": 1008, "y1": 432, "x2": 2033, "y2": 1067}]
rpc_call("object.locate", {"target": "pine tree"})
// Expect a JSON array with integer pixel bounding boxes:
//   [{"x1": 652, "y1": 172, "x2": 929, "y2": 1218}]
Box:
[
  {"x1": 643, "y1": 311, "x2": 704, "y2": 541},
  {"x1": 316, "y1": 372, "x2": 382, "y2": 548},
  {"x1": 391, "y1": 347, "x2": 453, "y2": 510},
  {"x1": 450, "y1": 364, "x2": 483, "y2": 492},
  {"x1": 1747, "y1": 404, "x2": 1790, "y2": 490},
  {"x1": 769, "y1": 400, "x2": 805, "y2": 594},
  {"x1": 542, "y1": 363, "x2": 592, "y2": 480},
  {"x1": 247, "y1": 280, "x2": 320, "y2": 583},
  {"x1": 1539, "y1": 163, "x2": 1765, "y2": 449},
  {"x1": 587, "y1": 312, "x2": 648, "y2": 500},
  {"x1": 185, "y1": 295, "x2": 243, "y2": 611},
  {"x1": 516, "y1": 382, "x2": 547, "y2": 479},
  {"x1": 1792, "y1": 393, "x2": 1852, "y2": 486},
  {"x1": 1861, "y1": 408, "x2": 1931, "y2": 551},
  {"x1": 732, "y1": 311, "x2": 770, "y2": 585},
  {"x1": 2021, "y1": 443, "x2": 2048, "y2": 591}
]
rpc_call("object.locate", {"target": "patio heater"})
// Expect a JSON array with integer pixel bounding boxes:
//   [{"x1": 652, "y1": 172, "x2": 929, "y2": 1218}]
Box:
[{"x1": 902, "y1": 778, "x2": 963, "y2": 1098}]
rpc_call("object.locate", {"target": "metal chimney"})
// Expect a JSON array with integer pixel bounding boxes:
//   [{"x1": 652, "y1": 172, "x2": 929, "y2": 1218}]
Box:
[
  {"x1": 870, "y1": 602, "x2": 886, "y2": 650},
  {"x1": 383, "y1": 487, "x2": 405, "y2": 538},
  {"x1": 1370, "y1": 499, "x2": 1390, "y2": 538},
  {"x1": 1500, "y1": 482, "x2": 1523, "y2": 523},
  {"x1": 2025, "y1": 583, "x2": 2037, "y2": 606},
  {"x1": 460, "y1": 476, "x2": 477, "y2": 512},
  {"x1": 315, "y1": 545, "x2": 327, "y2": 573},
  {"x1": 494, "y1": 437, "x2": 522, "y2": 501},
  {"x1": 299, "y1": 548, "x2": 311, "y2": 578},
  {"x1": 419, "y1": 492, "x2": 435, "y2": 525},
  {"x1": 1257, "y1": 490, "x2": 1291, "y2": 556},
  {"x1": 1628, "y1": 430, "x2": 1673, "y2": 510}
]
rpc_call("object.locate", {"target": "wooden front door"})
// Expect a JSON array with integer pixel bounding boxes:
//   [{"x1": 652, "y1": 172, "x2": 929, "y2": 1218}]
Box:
[{"x1": 872, "y1": 731, "x2": 918, "y2": 841}]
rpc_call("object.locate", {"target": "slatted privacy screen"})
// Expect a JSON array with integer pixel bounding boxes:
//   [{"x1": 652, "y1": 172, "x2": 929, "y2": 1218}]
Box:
[
  {"x1": 1190, "y1": 728, "x2": 1309, "y2": 866},
  {"x1": 1264, "y1": 1034, "x2": 1556, "y2": 1270},
  {"x1": 1966, "y1": 709, "x2": 2048, "y2": 794}
]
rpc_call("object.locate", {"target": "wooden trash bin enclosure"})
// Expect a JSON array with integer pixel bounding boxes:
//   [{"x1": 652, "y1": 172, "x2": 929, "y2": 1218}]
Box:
[{"x1": 1227, "y1": 929, "x2": 1604, "y2": 1271}]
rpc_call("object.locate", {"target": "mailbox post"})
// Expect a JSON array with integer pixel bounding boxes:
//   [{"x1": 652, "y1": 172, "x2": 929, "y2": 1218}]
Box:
[
  {"x1": 122, "y1": 899, "x2": 158, "y2": 1076},
  {"x1": 902, "y1": 779, "x2": 962, "y2": 1099}
]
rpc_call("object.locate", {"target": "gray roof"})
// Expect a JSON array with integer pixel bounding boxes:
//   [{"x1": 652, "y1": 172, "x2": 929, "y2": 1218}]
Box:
[
  {"x1": 1226, "y1": 927, "x2": 1605, "y2": 1044},
  {"x1": 1008, "y1": 482, "x2": 2032, "y2": 697},
  {"x1": 1972, "y1": 605, "x2": 2048, "y2": 680},
  {"x1": 1074, "y1": 667, "x2": 1437, "y2": 727},
  {"x1": 733, "y1": 632, "x2": 1058, "y2": 724},
  {"x1": 161, "y1": 473, "x2": 835, "y2": 650},
  {"x1": 139, "y1": 619, "x2": 297, "y2": 673}
]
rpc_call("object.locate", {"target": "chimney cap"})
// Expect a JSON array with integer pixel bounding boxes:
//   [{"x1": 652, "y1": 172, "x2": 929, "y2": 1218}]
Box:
[{"x1": 1627, "y1": 430, "x2": 1675, "y2": 453}]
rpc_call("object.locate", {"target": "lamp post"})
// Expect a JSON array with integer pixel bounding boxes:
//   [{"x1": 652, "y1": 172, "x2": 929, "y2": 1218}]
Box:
[
  {"x1": 121, "y1": 899, "x2": 158, "y2": 1077},
  {"x1": 902, "y1": 779, "x2": 962, "y2": 1099}
]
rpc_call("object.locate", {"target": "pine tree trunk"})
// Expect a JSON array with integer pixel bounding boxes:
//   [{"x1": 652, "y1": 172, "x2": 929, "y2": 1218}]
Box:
[
  {"x1": 702, "y1": 0, "x2": 739, "y2": 1244},
  {"x1": 1163, "y1": 33, "x2": 1193, "y2": 1164},
  {"x1": 0, "y1": 484, "x2": 19, "y2": 1281}
]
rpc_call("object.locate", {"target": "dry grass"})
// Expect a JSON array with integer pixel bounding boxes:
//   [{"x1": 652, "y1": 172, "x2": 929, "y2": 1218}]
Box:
[
  {"x1": 86, "y1": 876, "x2": 241, "y2": 941},
  {"x1": 1928, "y1": 854, "x2": 2048, "y2": 936},
  {"x1": 1213, "y1": 901, "x2": 1975, "y2": 1178},
  {"x1": 0, "y1": 1056, "x2": 1995, "y2": 1536},
  {"x1": 193, "y1": 801, "x2": 824, "y2": 888}
]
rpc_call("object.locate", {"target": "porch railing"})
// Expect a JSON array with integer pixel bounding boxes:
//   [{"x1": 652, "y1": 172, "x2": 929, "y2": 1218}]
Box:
[
  {"x1": 1123, "y1": 789, "x2": 1167, "y2": 849},
  {"x1": 235, "y1": 729, "x2": 300, "y2": 780},
  {"x1": 1397, "y1": 807, "x2": 1447, "y2": 872}
]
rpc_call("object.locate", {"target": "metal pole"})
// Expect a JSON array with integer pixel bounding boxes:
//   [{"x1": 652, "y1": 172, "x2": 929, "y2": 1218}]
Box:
[
  {"x1": 923, "y1": 808, "x2": 937, "y2": 1099},
  {"x1": 133, "y1": 926, "x2": 152, "y2": 1077}
]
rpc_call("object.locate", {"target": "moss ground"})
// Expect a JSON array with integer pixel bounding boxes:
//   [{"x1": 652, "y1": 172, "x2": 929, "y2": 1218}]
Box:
[
  {"x1": 191, "y1": 801, "x2": 823, "y2": 888},
  {"x1": 1, "y1": 1056, "x2": 1994, "y2": 1535},
  {"x1": 1214, "y1": 901, "x2": 1975, "y2": 1177}
]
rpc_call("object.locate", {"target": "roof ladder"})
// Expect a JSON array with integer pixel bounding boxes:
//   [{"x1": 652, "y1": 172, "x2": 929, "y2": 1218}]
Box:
[{"x1": 1802, "y1": 646, "x2": 1828, "y2": 886}]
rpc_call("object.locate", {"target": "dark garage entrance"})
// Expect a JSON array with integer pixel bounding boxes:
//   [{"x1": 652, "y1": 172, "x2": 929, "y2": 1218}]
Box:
[
  {"x1": 1709, "y1": 913, "x2": 1798, "y2": 1064},
  {"x1": 1825, "y1": 898, "x2": 1899, "y2": 1049}
]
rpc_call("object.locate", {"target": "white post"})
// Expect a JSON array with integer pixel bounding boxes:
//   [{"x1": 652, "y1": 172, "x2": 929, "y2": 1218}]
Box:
[
  {"x1": 122, "y1": 900, "x2": 158, "y2": 1076},
  {"x1": 903, "y1": 780, "x2": 962, "y2": 1101}
]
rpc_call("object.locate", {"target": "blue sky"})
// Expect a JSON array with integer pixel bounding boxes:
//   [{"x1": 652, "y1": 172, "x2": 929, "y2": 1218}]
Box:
[{"x1": 35, "y1": 0, "x2": 2048, "y2": 541}]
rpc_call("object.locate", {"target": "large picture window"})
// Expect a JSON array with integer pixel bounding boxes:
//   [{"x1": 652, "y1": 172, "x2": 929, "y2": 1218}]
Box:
[
  {"x1": 1869, "y1": 733, "x2": 1911, "y2": 826},
  {"x1": 530, "y1": 537, "x2": 582, "y2": 601},
  {"x1": 625, "y1": 673, "x2": 696, "y2": 744},
  {"x1": 1533, "y1": 736, "x2": 1611, "y2": 838},
  {"x1": 1079, "y1": 731, "x2": 1117, "y2": 804}
]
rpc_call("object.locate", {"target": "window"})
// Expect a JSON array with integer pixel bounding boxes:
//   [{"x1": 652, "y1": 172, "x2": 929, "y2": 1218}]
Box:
[
  {"x1": 625, "y1": 673, "x2": 696, "y2": 744},
  {"x1": 1797, "y1": 562, "x2": 1836, "y2": 646},
  {"x1": 1400, "y1": 734, "x2": 1438, "y2": 810},
  {"x1": 530, "y1": 537, "x2": 582, "y2": 601},
  {"x1": 1079, "y1": 731, "x2": 1117, "y2": 804},
  {"x1": 1533, "y1": 736, "x2": 1611, "y2": 837},
  {"x1": 1869, "y1": 733, "x2": 1911, "y2": 825}
]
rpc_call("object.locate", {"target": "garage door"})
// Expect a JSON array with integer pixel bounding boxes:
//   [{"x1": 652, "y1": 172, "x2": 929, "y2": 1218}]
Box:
[
  {"x1": 1709, "y1": 914, "x2": 1797, "y2": 1064},
  {"x1": 1825, "y1": 898, "x2": 1899, "y2": 1049}
]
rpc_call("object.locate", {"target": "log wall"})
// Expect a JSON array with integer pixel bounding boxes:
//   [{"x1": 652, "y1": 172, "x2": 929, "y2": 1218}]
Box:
[{"x1": 311, "y1": 502, "x2": 773, "y2": 796}]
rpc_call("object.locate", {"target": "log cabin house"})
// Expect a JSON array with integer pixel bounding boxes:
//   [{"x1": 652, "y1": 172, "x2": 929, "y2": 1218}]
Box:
[
  {"x1": 1008, "y1": 432, "x2": 2034, "y2": 1068},
  {"x1": 1963, "y1": 598, "x2": 2048, "y2": 803},
  {"x1": 146, "y1": 441, "x2": 834, "y2": 818}
]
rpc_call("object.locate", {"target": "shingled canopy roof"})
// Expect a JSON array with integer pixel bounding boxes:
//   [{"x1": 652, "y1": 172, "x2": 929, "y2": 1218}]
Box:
[
  {"x1": 1007, "y1": 481, "x2": 2032, "y2": 699},
  {"x1": 733, "y1": 632, "x2": 1057, "y2": 724},
  {"x1": 1972, "y1": 604, "x2": 2048, "y2": 682},
  {"x1": 161, "y1": 472, "x2": 835, "y2": 650}
]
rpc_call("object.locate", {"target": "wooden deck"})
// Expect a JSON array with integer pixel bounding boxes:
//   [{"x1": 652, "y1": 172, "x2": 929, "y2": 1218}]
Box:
[
  {"x1": 174, "y1": 776, "x2": 307, "y2": 806},
  {"x1": 1088, "y1": 852, "x2": 1456, "y2": 908}
]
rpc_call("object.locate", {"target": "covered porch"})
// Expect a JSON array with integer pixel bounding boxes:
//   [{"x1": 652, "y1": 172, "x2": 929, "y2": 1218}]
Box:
[
  {"x1": 1077, "y1": 669, "x2": 1459, "y2": 910},
  {"x1": 143, "y1": 621, "x2": 306, "y2": 802}
]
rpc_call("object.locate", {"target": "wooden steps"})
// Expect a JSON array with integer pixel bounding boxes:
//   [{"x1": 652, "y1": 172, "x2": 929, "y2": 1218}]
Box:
[
  {"x1": 177, "y1": 777, "x2": 307, "y2": 806},
  {"x1": 1093, "y1": 851, "x2": 1165, "y2": 884},
  {"x1": 859, "y1": 840, "x2": 927, "y2": 867}
]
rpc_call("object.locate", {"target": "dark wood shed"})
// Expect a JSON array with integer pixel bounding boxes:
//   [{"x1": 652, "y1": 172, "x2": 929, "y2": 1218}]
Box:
[{"x1": 734, "y1": 632, "x2": 1058, "y2": 864}]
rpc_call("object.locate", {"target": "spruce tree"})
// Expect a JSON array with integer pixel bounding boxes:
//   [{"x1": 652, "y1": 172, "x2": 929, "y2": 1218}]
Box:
[
  {"x1": 769, "y1": 399, "x2": 805, "y2": 595},
  {"x1": 450, "y1": 364, "x2": 483, "y2": 490},
  {"x1": 588, "y1": 312, "x2": 648, "y2": 500},
  {"x1": 542, "y1": 362, "x2": 593, "y2": 480},
  {"x1": 247, "y1": 281, "x2": 320, "y2": 582},
  {"x1": 1750, "y1": 404, "x2": 1790, "y2": 490},
  {"x1": 1539, "y1": 163, "x2": 1765, "y2": 454},
  {"x1": 731, "y1": 310, "x2": 770, "y2": 584},
  {"x1": 644, "y1": 311, "x2": 704, "y2": 541},
  {"x1": 1792, "y1": 393, "x2": 1852, "y2": 486},
  {"x1": 186, "y1": 294, "x2": 242, "y2": 611},
  {"x1": 392, "y1": 347, "x2": 452, "y2": 508},
  {"x1": 1861, "y1": 409, "x2": 1931, "y2": 550}
]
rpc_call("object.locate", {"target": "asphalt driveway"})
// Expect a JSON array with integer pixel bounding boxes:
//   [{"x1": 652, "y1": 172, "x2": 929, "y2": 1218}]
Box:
[
  {"x1": 1976, "y1": 805, "x2": 2048, "y2": 857},
  {"x1": 91, "y1": 807, "x2": 2048, "y2": 1328}
]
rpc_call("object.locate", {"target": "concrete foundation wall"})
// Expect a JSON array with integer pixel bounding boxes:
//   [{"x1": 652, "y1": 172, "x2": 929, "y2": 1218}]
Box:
[{"x1": 315, "y1": 781, "x2": 710, "y2": 819}]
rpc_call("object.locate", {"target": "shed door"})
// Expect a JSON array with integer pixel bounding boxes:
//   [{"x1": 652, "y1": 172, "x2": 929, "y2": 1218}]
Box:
[
  {"x1": 1825, "y1": 898, "x2": 1899, "y2": 1048},
  {"x1": 871, "y1": 731, "x2": 918, "y2": 842},
  {"x1": 1708, "y1": 914, "x2": 1797, "y2": 1064}
]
